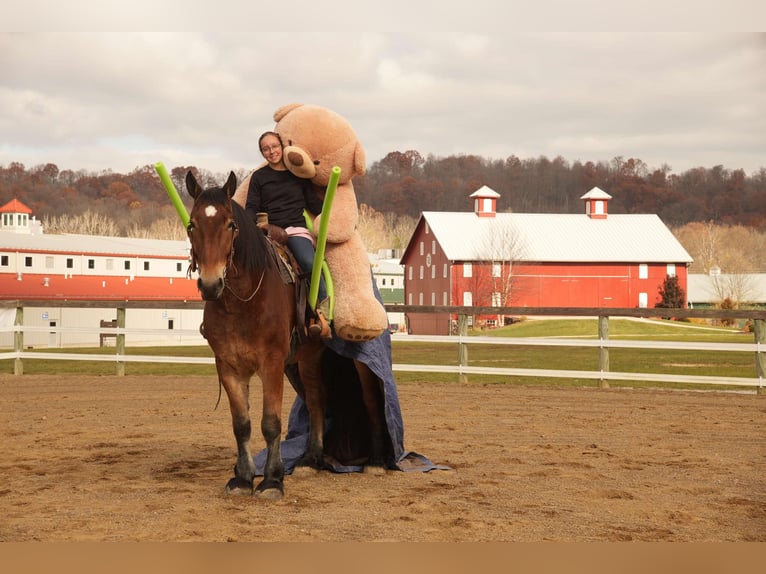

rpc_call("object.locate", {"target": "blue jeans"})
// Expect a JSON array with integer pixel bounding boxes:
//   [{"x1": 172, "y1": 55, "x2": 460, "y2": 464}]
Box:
[{"x1": 287, "y1": 235, "x2": 327, "y2": 304}]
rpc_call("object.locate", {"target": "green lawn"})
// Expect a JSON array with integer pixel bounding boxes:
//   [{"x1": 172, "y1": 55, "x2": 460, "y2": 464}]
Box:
[{"x1": 2, "y1": 318, "x2": 760, "y2": 391}]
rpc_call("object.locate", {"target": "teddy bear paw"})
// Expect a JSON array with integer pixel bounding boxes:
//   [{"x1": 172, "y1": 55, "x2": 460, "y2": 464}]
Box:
[{"x1": 335, "y1": 324, "x2": 386, "y2": 342}]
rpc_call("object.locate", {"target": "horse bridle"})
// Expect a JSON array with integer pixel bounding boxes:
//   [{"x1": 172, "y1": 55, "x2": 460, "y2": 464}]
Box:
[{"x1": 186, "y1": 209, "x2": 265, "y2": 302}]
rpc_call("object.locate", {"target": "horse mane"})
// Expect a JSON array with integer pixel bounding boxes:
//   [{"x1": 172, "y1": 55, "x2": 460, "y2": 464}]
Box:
[{"x1": 230, "y1": 198, "x2": 274, "y2": 275}]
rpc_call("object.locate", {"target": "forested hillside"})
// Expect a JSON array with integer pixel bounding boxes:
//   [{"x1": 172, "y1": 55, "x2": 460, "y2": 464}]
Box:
[{"x1": 1, "y1": 153, "x2": 764, "y2": 272}]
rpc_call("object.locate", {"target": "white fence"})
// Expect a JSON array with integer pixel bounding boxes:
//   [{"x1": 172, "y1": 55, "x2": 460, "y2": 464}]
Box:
[{"x1": 0, "y1": 301, "x2": 764, "y2": 392}]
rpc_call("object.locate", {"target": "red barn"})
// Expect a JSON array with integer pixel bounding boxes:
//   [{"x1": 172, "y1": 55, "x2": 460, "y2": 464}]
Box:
[{"x1": 400, "y1": 186, "x2": 693, "y2": 335}]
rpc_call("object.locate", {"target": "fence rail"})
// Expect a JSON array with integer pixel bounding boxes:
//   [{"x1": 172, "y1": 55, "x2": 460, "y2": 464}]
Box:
[{"x1": 1, "y1": 300, "x2": 764, "y2": 392}]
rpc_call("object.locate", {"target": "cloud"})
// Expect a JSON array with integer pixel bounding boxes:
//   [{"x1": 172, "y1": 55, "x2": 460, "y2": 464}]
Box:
[{"x1": 0, "y1": 30, "x2": 764, "y2": 177}]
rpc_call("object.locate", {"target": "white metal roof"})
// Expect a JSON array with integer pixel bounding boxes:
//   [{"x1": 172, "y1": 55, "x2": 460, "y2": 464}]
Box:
[
  {"x1": 687, "y1": 273, "x2": 766, "y2": 304},
  {"x1": 420, "y1": 211, "x2": 693, "y2": 263},
  {"x1": 0, "y1": 230, "x2": 191, "y2": 259}
]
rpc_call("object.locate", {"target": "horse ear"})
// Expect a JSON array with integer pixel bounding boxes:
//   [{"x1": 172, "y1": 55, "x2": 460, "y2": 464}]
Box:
[
  {"x1": 185, "y1": 171, "x2": 201, "y2": 199},
  {"x1": 224, "y1": 171, "x2": 238, "y2": 198}
]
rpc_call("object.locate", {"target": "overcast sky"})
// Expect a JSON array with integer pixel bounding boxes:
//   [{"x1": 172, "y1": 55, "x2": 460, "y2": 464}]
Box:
[{"x1": 2, "y1": 4, "x2": 764, "y2": 177}]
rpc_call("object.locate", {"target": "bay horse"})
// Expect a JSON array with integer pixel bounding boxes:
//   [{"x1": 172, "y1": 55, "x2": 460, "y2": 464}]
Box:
[{"x1": 185, "y1": 170, "x2": 328, "y2": 499}]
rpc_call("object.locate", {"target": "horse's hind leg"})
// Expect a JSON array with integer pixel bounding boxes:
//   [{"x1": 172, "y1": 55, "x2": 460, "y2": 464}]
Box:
[
  {"x1": 296, "y1": 343, "x2": 326, "y2": 469},
  {"x1": 354, "y1": 360, "x2": 388, "y2": 467}
]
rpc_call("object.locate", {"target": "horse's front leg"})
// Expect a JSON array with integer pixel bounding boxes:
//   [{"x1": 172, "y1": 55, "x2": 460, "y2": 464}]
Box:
[
  {"x1": 220, "y1": 372, "x2": 257, "y2": 495},
  {"x1": 254, "y1": 358, "x2": 286, "y2": 499}
]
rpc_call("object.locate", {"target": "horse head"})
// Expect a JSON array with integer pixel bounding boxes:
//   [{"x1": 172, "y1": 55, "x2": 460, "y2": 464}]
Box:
[{"x1": 185, "y1": 171, "x2": 239, "y2": 300}]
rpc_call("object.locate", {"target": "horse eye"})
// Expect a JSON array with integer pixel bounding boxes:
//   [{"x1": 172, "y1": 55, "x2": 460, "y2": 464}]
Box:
[
  {"x1": 186, "y1": 223, "x2": 194, "y2": 233},
  {"x1": 228, "y1": 222, "x2": 238, "y2": 232}
]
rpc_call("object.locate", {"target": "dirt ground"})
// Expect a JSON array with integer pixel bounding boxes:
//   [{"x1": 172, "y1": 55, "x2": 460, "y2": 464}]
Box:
[{"x1": 0, "y1": 374, "x2": 764, "y2": 542}]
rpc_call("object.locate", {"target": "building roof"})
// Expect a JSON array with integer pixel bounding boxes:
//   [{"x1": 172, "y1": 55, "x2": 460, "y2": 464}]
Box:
[
  {"x1": 0, "y1": 231, "x2": 190, "y2": 259},
  {"x1": 0, "y1": 199, "x2": 33, "y2": 214},
  {"x1": 687, "y1": 273, "x2": 766, "y2": 304},
  {"x1": 414, "y1": 211, "x2": 693, "y2": 264},
  {"x1": 579, "y1": 186, "x2": 612, "y2": 200}
]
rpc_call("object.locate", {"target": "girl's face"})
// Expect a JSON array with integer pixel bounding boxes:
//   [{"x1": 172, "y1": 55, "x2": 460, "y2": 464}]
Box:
[{"x1": 260, "y1": 135, "x2": 283, "y2": 165}]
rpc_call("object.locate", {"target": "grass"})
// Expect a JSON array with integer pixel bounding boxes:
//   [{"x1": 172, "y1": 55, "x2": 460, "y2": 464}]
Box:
[{"x1": 2, "y1": 318, "x2": 760, "y2": 391}]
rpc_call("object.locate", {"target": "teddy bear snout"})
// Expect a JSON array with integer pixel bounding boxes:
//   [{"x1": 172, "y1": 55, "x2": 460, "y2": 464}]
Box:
[{"x1": 286, "y1": 150, "x2": 304, "y2": 167}]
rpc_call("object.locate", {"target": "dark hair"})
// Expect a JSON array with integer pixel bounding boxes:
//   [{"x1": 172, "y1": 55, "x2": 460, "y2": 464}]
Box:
[{"x1": 258, "y1": 131, "x2": 282, "y2": 148}]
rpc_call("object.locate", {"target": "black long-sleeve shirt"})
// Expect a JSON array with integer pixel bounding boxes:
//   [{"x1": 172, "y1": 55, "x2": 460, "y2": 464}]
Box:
[{"x1": 245, "y1": 165, "x2": 323, "y2": 229}]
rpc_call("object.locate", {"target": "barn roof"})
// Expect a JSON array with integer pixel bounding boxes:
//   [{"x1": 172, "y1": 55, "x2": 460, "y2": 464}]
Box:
[
  {"x1": 414, "y1": 211, "x2": 693, "y2": 264},
  {"x1": 0, "y1": 231, "x2": 190, "y2": 259}
]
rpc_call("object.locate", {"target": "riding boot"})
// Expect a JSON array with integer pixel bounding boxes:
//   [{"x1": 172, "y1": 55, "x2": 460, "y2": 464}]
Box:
[{"x1": 315, "y1": 297, "x2": 332, "y2": 340}]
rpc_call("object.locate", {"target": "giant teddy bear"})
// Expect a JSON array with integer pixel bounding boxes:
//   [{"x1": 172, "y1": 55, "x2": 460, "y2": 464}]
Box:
[{"x1": 234, "y1": 103, "x2": 388, "y2": 342}]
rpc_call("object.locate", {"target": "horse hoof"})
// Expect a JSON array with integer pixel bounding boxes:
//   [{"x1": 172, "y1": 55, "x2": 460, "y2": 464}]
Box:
[
  {"x1": 225, "y1": 476, "x2": 253, "y2": 496},
  {"x1": 253, "y1": 487, "x2": 284, "y2": 500},
  {"x1": 254, "y1": 479, "x2": 284, "y2": 500}
]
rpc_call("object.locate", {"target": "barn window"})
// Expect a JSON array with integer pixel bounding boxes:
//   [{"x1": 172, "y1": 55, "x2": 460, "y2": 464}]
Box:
[
  {"x1": 463, "y1": 263, "x2": 472, "y2": 278},
  {"x1": 431, "y1": 240, "x2": 436, "y2": 254},
  {"x1": 1, "y1": 255, "x2": 8, "y2": 266},
  {"x1": 25, "y1": 256, "x2": 32, "y2": 267},
  {"x1": 419, "y1": 266, "x2": 424, "y2": 279},
  {"x1": 431, "y1": 292, "x2": 436, "y2": 305},
  {"x1": 492, "y1": 263, "x2": 501, "y2": 278},
  {"x1": 45, "y1": 256, "x2": 54, "y2": 269},
  {"x1": 431, "y1": 265, "x2": 436, "y2": 279},
  {"x1": 408, "y1": 266, "x2": 413, "y2": 280},
  {"x1": 407, "y1": 292, "x2": 412, "y2": 305},
  {"x1": 88, "y1": 259, "x2": 95, "y2": 269},
  {"x1": 443, "y1": 263, "x2": 448, "y2": 278},
  {"x1": 443, "y1": 291, "x2": 448, "y2": 305},
  {"x1": 419, "y1": 242, "x2": 424, "y2": 256},
  {"x1": 418, "y1": 292, "x2": 424, "y2": 305},
  {"x1": 176, "y1": 262, "x2": 183, "y2": 272},
  {"x1": 463, "y1": 291, "x2": 473, "y2": 306},
  {"x1": 144, "y1": 261, "x2": 150, "y2": 271},
  {"x1": 66, "y1": 258, "x2": 73, "y2": 269},
  {"x1": 124, "y1": 260, "x2": 131, "y2": 270},
  {"x1": 666, "y1": 264, "x2": 676, "y2": 277},
  {"x1": 639, "y1": 264, "x2": 648, "y2": 279},
  {"x1": 106, "y1": 259, "x2": 114, "y2": 271},
  {"x1": 492, "y1": 292, "x2": 501, "y2": 306},
  {"x1": 638, "y1": 292, "x2": 648, "y2": 308}
]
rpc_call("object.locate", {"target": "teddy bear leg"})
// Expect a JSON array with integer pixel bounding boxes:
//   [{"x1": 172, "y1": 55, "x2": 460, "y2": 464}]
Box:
[{"x1": 326, "y1": 236, "x2": 388, "y2": 342}]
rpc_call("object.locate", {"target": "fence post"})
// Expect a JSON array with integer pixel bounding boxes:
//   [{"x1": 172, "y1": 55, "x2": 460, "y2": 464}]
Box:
[
  {"x1": 457, "y1": 313, "x2": 468, "y2": 383},
  {"x1": 115, "y1": 307, "x2": 126, "y2": 377},
  {"x1": 13, "y1": 305, "x2": 23, "y2": 376},
  {"x1": 754, "y1": 319, "x2": 765, "y2": 396},
  {"x1": 598, "y1": 315, "x2": 610, "y2": 388}
]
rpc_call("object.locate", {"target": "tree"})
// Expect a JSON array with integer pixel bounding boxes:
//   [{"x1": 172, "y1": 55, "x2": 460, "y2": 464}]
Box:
[{"x1": 656, "y1": 274, "x2": 686, "y2": 309}]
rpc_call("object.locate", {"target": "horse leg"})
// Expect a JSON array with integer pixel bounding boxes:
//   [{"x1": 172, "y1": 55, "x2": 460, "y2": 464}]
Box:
[
  {"x1": 221, "y1": 373, "x2": 257, "y2": 495},
  {"x1": 354, "y1": 360, "x2": 388, "y2": 467},
  {"x1": 296, "y1": 343, "x2": 326, "y2": 469},
  {"x1": 253, "y1": 360, "x2": 286, "y2": 499}
]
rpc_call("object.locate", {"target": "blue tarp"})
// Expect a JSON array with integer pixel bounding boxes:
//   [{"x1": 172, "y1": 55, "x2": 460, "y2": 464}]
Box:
[{"x1": 255, "y1": 285, "x2": 448, "y2": 474}]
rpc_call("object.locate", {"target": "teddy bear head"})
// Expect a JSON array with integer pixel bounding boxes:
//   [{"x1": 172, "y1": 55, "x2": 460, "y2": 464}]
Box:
[{"x1": 274, "y1": 103, "x2": 366, "y2": 186}]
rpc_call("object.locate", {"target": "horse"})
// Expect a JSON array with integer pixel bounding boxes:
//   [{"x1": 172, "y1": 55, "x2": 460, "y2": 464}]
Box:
[{"x1": 184, "y1": 170, "x2": 329, "y2": 499}]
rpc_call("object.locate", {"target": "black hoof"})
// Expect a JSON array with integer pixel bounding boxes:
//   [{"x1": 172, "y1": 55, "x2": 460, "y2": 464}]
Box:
[
  {"x1": 254, "y1": 478, "x2": 284, "y2": 500},
  {"x1": 225, "y1": 476, "x2": 253, "y2": 495}
]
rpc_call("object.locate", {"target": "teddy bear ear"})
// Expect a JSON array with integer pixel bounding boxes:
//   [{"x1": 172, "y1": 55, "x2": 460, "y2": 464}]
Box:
[
  {"x1": 274, "y1": 103, "x2": 303, "y2": 122},
  {"x1": 354, "y1": 142, "x2": 367, "y2": 176}
]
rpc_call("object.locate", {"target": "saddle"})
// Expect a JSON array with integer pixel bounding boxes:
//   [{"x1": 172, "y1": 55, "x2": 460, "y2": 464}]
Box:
[{"x1": 265, "y1": 237, "x2": 328, "y2": 342}]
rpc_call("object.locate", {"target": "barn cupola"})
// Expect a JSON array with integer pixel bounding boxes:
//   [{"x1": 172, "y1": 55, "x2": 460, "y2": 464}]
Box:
[
  {"x1": 580, "y1": 186, "x2": 612, "y2": 219},
  {"x1": 0, "y1": 198, "x2": 35, "y2": 234},
  {"x1": 470, "y1": 185, "x2": 501, "y2": 218}
]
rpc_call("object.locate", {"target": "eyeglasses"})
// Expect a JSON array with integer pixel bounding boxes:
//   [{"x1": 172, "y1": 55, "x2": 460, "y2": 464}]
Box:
[{"x1": 261, "y1": 144, "x2": 282, "y2": 153}]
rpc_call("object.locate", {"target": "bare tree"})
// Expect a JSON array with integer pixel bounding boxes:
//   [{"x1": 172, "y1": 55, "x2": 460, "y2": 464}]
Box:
[
  {"x1": 42, "y1": 210, "x2": 119, "y2": 236},
  {"x1": 709, "y1": 272, "x2": 758, "y2": 305}
]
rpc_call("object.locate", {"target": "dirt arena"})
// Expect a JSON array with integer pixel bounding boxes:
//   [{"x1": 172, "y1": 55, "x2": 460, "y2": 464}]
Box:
[{"x1": 0, "y1": 374, "x2": 763, "y2": 542}]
